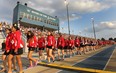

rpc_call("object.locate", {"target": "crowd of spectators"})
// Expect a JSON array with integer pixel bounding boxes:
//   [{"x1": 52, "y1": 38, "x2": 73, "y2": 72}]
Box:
[{"x1": 0, "y1": 21, "x2": 115, "y2": 46}]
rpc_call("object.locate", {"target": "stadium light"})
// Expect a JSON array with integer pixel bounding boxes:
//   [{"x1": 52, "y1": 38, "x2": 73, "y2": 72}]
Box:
[
  {"x1": 91, "y1": 18, "x2": 96, "y2": 39},
  {"x1": 25, "y1": 3, "x2": 27, "y2": 6},
  {"x1": 17, "y1": 1, "x2": 20, "y2": 4},
  {"x1": 64, "y1": 0, "x2": 70, "y2": 35}
]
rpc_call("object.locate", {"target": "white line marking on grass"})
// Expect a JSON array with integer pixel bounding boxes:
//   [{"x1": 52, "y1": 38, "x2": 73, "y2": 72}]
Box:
[
  {"x1": 103, "y1": 47, "x2": 116, "y2": 70},
  {"x1": 56, "y1": 46, "x2": 110, "y2": 73}
]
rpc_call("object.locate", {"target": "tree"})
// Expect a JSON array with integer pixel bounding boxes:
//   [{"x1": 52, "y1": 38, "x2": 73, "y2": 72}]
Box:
[
  {"x1": 114, "y1": 38, "x2": 116, "y2": 42},
  {"x1": 101, "y1": 38, "x2": 105, "y2": 41},
  {"x1": 97, "y1": 39, "x2": 100, "y2": 40},
  {"x1": 109, "y1": 37, "x2": 113, "y2": 41}
]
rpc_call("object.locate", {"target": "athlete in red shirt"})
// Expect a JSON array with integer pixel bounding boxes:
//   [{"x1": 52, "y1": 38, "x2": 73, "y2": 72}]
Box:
[
  {"x1": 46, "y1": 32, "x2": 55, "y2": 63},
  {"x1": 75, "y1": 36, "x2": 80, "y2": 54},
  {"x1": 68, "y1": 36, "x2": 75, "y2": 57},
  {"x1": 64, "y1": 37, "x2": 69, "y2": 57},
  {"x1": 52, "y1": 34, "x2": 57, "y2": 60},
  {"x1": 38, "y1": 34, "x2": 45, "y2": 61},
  {"x1": 0, "y1": 28, "x2": 11, "y2": 72},
  {"x1": 57, "y1": 33, "x2": 65, "y2": 60},
  {"x1": 27, "y1": 31, "x2": 38, "y2": 68},
  {"x1": 8, "y1": 25, "x2": 23, "y2": 73}
]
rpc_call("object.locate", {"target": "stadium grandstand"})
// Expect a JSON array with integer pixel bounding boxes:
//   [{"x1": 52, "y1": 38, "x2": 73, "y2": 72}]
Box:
[{"x1": 13, "y1": 2, "x2": 59, "y2": 32}]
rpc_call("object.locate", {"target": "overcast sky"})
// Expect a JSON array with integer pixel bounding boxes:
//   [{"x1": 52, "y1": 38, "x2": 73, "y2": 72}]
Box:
[{"x1": 0, "y1": 0, "x2": 116, "y2": 39}]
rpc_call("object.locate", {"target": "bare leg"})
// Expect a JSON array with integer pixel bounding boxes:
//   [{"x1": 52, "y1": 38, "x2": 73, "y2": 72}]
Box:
[
  {"x1": 0, "y1": 55, "x2": 7, "y2": 72},
  {"x1": 57, "y1": 49, "x2": 61, "y2": 60},
  {"x1": 39, "y1": 50, "x2": 42, "y2": 60},
  {"x1": 61, "y1": 49, "x2": 65, "y2": 59},
  {"x1": 49, "y1": 49, "x2": 54, "y2": 62},
  {"x1": 16, "y1": 55, "x2": 23, "y2": 73},
  {"x1": 28, "y1": 51, "x2": 37, "y2": 66},
  {"x1": 12, "y1": 56, "x2": 16, "y2": 70},
  {"x1": 46, "y1": 48, "x2": 51, "y2": 62},
  {"x1": 8, "y1": 54, "x2": 14, "y2": 73}
]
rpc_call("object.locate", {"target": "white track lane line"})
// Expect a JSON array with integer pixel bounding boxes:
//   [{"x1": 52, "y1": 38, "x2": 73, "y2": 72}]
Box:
[
  {"x1": 103, "y1": 46, "x2": 116, "y2": 70},
  {"x1": 56, "y1": 46, "x2": 111, "y2": 73}
]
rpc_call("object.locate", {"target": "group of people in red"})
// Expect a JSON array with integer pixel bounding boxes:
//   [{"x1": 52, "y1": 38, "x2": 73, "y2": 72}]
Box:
[
  {"x1": 0, "y1": 24, "x2": 24, "y2": 73},
  {"x1": 0, "y1": 23, "x2": 111, "y2": 73},
  {"x1": 26, "y1": 30, "x2": 101, "y2": 66}
]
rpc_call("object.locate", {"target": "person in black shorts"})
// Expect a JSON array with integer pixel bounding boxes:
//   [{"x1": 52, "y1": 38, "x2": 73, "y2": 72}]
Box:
[
  {"x1": 0, "y1": 28, "x2": 11, "y2": 72},
  {"x1": 75, "y1": 36, "x2": 82, "y2": 55},
  {"x1": 27, "y1": 31, "x2": 38, "y2": 68},
  {"x1": 37, "y1": 34, "x2": 45, "y2": 61},
  {"x1": 68, "y1": 36, "x2": 75, "y2": 57},
  {"x1": 46, "y1": 32, "x2": 55, "y2": 63},
  {"x1": 64, "y1": 37, "x2": 69, "y2": 57},
  {"x1": 1, "y1": 40, "x2": 6, "y2": 52},
  {"x1": 79, "y1": 37, "x2": 85, "y2": 55},
  {"x1": 57, "y1": 33, "x2": 65, "y2": 60},
  {"x1": 8, "y1": 25, "x2": 24, "y2": 73}
]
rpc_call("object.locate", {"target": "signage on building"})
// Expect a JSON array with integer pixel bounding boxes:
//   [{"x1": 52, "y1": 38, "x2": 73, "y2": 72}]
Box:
[{"x1": 26, "y1": 9, "x2": 56, "y2": 21}]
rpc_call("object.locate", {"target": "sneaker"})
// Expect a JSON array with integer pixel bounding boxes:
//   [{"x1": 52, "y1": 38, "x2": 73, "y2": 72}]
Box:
[
  {"x1": 61, "y1": 58, "x2": 64, "y2": 61},
  {"x1": 46, "y1": 62, "x2": 51, "y2": 64},
  {"x1": 27, "y1": 65, "x2": 33, "y2": 68},
  {"x1": 53, "y1": 60, "x2": 55, "y2": 63},
  {"x1": 13, "y1": 69, "x2": 18, "y2": 72},
  {"x1": 65, "y1": 55, "x2": 69, "y2": 58},
  {"x1": 38, "y1": 60, "x2": 41, "y2": 63},
  {"x1": 57, "y1": 59, "x2": 61, "y2": 61},
  {"x1": 70, "y1": 56, "x2": 72, "y2": 58},
  {"x1": 34, "y1": 60, "x2": 38, "y2": 66}
]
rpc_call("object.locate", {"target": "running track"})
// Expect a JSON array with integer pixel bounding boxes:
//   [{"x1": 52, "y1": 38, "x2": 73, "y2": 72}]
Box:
[{"x1": 59, "y1": 45, "x2": 116, "y2": 73}]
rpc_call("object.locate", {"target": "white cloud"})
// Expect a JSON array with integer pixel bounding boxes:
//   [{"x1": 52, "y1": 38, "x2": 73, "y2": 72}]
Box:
[
  {"x1": 28, "y1": 1, "x2": 35, "y2": 6},
  {"x1": 69, "y1": 0, "x2": 110, "y2": 13},
  {"x1": 100, "y1": 22, "x2": 116, "y2": 29},
  {"x1": 97, "y1": 29, "x2": 116, "y2": 40},
  {"x1": 85, "y1": 21, "x2": 116, "y2": 33},
  {"x1": 0, "y1": 0, "x2": 115, "y2": 39},
  {"x1": 0, "y1": 0, "x2": 115, "y2": 23},
  {"x1": 102, "y1": 0, "x2": 116, "y2": 6},
  {"x1": 83, "y1": 21, "x2": 116, "y2": 39},
  {"x1": 59, "y1": 14, "x2": 81, "y2": 22}
]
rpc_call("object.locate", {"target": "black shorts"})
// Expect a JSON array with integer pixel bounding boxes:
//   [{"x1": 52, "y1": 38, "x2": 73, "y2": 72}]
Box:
[
  {"x1": 64, "y1": 46, "x2": 68, "y2": 49},
  {"x1": 28, "y1": 47, "x2": 36, "y2": 51},
  {"x1": 9, "y1": 48, "x2": 23, "y2": 55},
  {"x1": 39, "y1": 48, "x2": 44, "y2": 50},
  {"x1": 80, "y1": 44, "x2": 84, "y2": 47},
  {"x1": 46, "y1": 45, "x2": 52, "y2": 49},
  {"x1": 68, "y1": 46, "x2": 74, "y2": 50},
  {"x1": 89, "y1": 44, "x2": 92, "y2": 46},
  {"x1": 75, "y1": 45, "x2": 80, "y2": 48},
  {"x1": 92, "y1": 44, "x2": 96, "y2": 46},
  {"x1": 86, "y1": 44, "x2": 89, "y2": 46},
  {"x1": 84, "y1": 44, "x2": 86, "y2": 46},
  {"x1": 58, "y1": 46, "x2": 64, "y2": 50},
  {"x1": 3, "y1": 51, "x2": 10, "y2": 55},
  {"x1": 88, "y1": 44, "x2": 91, "y2": 46}
]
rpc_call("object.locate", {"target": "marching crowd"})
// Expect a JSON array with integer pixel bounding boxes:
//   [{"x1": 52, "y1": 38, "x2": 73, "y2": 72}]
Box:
[{"x1": 0, "y1": 22, "x2": 113, "y2": 73}]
